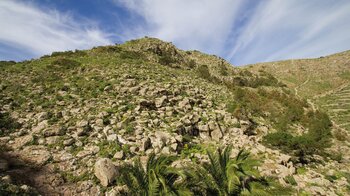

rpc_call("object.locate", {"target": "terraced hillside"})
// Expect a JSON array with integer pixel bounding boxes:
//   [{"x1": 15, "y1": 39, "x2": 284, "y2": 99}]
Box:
[
  {"x1": 0, "y1": 37, "x2": 349, "y2": 195},
  {"x1": 245, "y1": 50, "x2": 350, "y2": 132},
  {"x1": 317, "y1": 84, "x2": 350, "y2": 131}
]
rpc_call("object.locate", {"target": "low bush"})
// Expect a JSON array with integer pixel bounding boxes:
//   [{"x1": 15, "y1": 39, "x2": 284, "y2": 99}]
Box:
[
  {"x1": 0, "y1": 112, "x2": 21, "y2": 136},
  {"x1": 120, "y1": 50, "x2": 145, "y2": 60},
  {"x1": 93, "y1": 45, "x2": 122, "y2": 54},
  {"x1": 0, "y1": 61, "x2": 16, "y2": 66},
  {"x1": 263, "y1": 111, "x2": 332, "y2": 163},
  {"x1": 197, "y1": 64, "x2": 220, "y2": 83},
  {"x1": 50, "y1": 58, "x2": 81, "y2": 69},
  {"x1": 51, "y1": 50, "x2": 87, "y2": 57},
  {"x1": 197, "y1": 64, "x2": 211, "y2": 80},
  {"x1": 158, "y1": 53, "x2": 177, "y2": 65}
]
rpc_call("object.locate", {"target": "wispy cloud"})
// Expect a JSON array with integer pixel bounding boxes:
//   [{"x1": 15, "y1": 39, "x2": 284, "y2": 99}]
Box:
[
  {"x1": 229, "y1": 0, "x2": 350, "y2": 65},
  {"x1": 0, "y1": 0, "x2": 112, "y2": 60},
  {"x1": 114, "y1": 0, "x2": 350, "y2": 65},
  {"x1": 114, "y1": 0, "x2": 243, "y2": 55},
  {"x1": 2, "y1": 0, "x2": 350, "y2": 64}
]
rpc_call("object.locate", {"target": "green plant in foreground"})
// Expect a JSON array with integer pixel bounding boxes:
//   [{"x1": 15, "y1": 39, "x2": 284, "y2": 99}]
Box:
[
  {"x1": 185, "y1": 146, "x2": 291, "y2": 195},
  {"x1": 119, "y1": 146, "x2": 292, "y2": 195},
  {"x1": 186, "y1": 147, "x2": 266, "y2": 195},
  {"x1": 118, "y1": 153, "x2": 191, "y2": 195}
]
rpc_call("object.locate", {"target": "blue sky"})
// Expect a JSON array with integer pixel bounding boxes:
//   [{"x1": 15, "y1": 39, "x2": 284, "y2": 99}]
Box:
[{"x1": 1, "y1": 0, "x2": 350, "y2": 65}]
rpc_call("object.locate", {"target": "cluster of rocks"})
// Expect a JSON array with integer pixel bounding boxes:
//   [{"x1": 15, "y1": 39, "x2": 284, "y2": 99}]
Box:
[{"x1": 1, "y1": 37, "x2": 349, "y2": 195}]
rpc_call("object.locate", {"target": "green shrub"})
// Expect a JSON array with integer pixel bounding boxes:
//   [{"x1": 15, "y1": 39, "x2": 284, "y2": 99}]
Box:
[
  {"x1": 263, "y1": 110, "x2": 332, "y2": 163},
  {"x1": 218, "y1": 63, "x2": 228, "y2": 76},
  {"x1": 285, "y1": 175, "x2": 297, "y2": 186},
  {"x1": 197, "y1": 64, "x2": 211, "y2": 80},
  {"x1": 185, "y1": 59, "x2": 196, "y2": 69},
  {"x1": 98, "y1": 141, "x2": 122, "y2": 159},
  {"x1": 325, "y1": 175, "x2": 338, "y2": 182},
  {"x1": 159, "y1": 54, "x2": 177, "y2": 65},
  {"x1": 120, "y1": 50, "x2": 144, "y2": 60},
  {"x1": 196, "y1": 64, "x2": 220, "y2": 83},
  {"x1": 93, "y1": 45, "x2": 122, "y2": 53},
  {"x1": 50, "y1": 58, "x2": 81, "y2": 69},
  {"x1": 0, "y1": 112, "x2": 21, "y2": 136},
  {"x1": 51, "y1": 51, "x2": 74, "y2": 57},
  {"x1": 263, "y1": 132, "x2": 294, "y2": 151},
  {"x1": 0, "y1": 61, "x2": 16, "y2": 66},
  {"x1": 50, "y1": 50, "x2": 87, "y2": 57},
  {"x1": 226, "y1": 101, "x2": 238, "y2": 113}
]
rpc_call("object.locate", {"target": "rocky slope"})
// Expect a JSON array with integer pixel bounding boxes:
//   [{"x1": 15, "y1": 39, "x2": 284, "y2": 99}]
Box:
[{"x1": 0, "y1": 37, "x2": 349, "y2": 195}]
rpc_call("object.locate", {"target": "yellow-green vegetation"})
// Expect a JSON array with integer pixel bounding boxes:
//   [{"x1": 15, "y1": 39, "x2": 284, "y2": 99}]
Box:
[
  {"x1": 0, "y1": 37, "x2": 345, "y2": 194},
  {"x1": 0, "y1": 112, "x2": 21, "y2": 136},
  {"x1": 196, "y1": 56, "x2": 333, "y2": 161},
  {"x1": 316, "y1": 84, "x2": 350, "y2": 131},
  {"x1": 263, "y1": 111, "x2": 332, "y2": 163},
  {"x1": 244, "y1": 50, "x2": 350, "y2": 132}
]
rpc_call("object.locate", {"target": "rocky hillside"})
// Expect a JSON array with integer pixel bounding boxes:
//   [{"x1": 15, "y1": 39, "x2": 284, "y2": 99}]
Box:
[
  {"x1": 244, "y1": 51, "x2": 350, "y2": 132},
  {"x1": 0, "y1": 37, "x2": 349, "y2": 195}
]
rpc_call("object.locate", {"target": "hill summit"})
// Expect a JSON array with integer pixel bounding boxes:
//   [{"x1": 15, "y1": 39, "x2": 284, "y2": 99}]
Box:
[{"x1": 0, "y1": 37, "x2": 349, "y2": 195}]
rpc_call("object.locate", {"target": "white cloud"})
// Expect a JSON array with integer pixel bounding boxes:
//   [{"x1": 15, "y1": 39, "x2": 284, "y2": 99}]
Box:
[
  {"x1": 0, "y1": 0, "x2": 112, "y2": 60},
  {"x1": 225, "y1": 0, "x2": 350, "y2": 65},
  {"x1": 115, "y1": 0, "x2": 243, "y2": 54},
  {"x1": 115, "y1": 0, "x2": 350, "y2": 65}
]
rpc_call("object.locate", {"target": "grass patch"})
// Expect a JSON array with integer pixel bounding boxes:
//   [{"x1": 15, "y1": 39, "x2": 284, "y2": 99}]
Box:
[
  {"x1": 0, "y1": 112, "x2": 21, "y2": 136},
  {"x1": 49, "y1": 58, "x2": 81, "y2": 70},
  {"x1": 98, "y1": 141, "x2": 122, "y2": 159}
]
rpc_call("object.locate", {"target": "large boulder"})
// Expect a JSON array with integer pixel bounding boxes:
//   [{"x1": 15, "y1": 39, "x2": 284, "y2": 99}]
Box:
[
  {"x1": 155, "y1": 96, "x2": 167, "y2": 108},
  {"x1": 22, "y1": 145, "x2": 52, "y2": 165},
  {"x1": 211, "y1": 128, "x2": 223, "y2": 141},
  {"x1": 94, "y1": 158, "x2": 118, "y2": 187}
]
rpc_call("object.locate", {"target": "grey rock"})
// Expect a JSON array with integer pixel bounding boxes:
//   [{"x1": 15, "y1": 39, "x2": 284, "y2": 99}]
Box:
[
  {"x1": 104, "y1": 85, "x2": 111, "y2": 91},
  {"x1": 43, "y1": 126, "x2": 66, "y2": 137},
  {"x1": 141, "y1": 137, "x2": 152, "y2": 152},
  {"x1": 198, "y1": 124, "x2": 209, "y2": 132},
  {"x1": 211, "y1": 129, "x2": 223, "y2": 141},
  {"x1": 1, "y1": 175, "x2": 12, "y2": 184},
  {"x1": 96, "y1": 119, "x2": 104, "y2": 127},
  {"x1": 77, "y1": 120, "x2": 89, "y2": 128},
  {"x1": 94, "y1": 158, "x2": 118, "y2": 187},
  {"x1": 22, "y1": 145, "x2": 51, "y2": 165},
  {"x1": 13, "y1": 134, "x2": 34, "y2": 149},
  {"x1": 170, "y1": 143, "x2": 178, "y2": 151},
  {"x1": 155, "y1": 96, "x2": 167, "y2": 108},
  {"x1": 106, "y1": 185, "x2": 128, "y2": 196},
  {"x1": 46, "y1": 136, "x2": 60, "y2": 145},
  {"x1": 178, "y1": 98, "x2": 191, "y2": 110},
  {"x1": 107, "y1": 134, "x2": 118, "y2": 141},
  {"x1": 36, "y1": 112, "x2": 49, "y2": 122},
  {"x1": 161, "y1": 147, "x2": 170, "y2": 154},
  {"x1": 32, "y1": 120, "x2": 49, "y2": 133},
  {"x1": 113, "y1": 151, "x2": 124, "y2": 160},
  {"x1": 130, "y1": 146, "x2": 139, "y2": 153},
  {"x1": 63, "y1": 138, "x2": 75, "y2": 146}
]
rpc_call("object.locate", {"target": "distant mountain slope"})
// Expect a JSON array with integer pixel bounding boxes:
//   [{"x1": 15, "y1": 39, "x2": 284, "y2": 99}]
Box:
[
  {"x1": 244, "y1": 50, "x2": 350, "y2": 98},
  {"x1": 244, "y1": 50, "x2": 350, "y2": 132}
]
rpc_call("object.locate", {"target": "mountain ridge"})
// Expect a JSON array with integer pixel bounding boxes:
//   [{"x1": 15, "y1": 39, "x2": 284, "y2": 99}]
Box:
[{"x1": 0, "y1": 37, "x2": 349, "y2": 195}]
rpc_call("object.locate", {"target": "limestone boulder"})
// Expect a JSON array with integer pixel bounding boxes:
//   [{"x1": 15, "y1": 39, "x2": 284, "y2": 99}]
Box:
[{"x1": 94, "y1": 158, "x2": 118, "y2": 187}]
